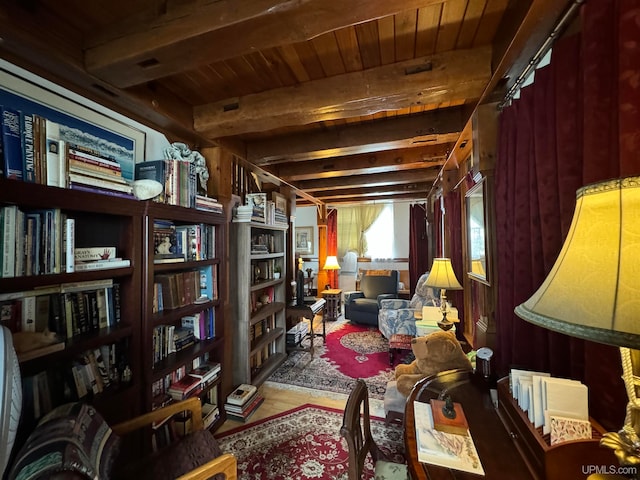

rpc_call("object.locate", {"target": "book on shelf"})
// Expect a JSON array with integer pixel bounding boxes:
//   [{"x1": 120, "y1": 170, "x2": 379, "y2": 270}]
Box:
[
  {"x1": 74, "y1": 258, "x2": 131, "y2": 271},
  {"x1": 21, "y1": 112, "x2": 35, "y2": 183},
  {"x1": 135, "y1": 159, "x2": 167, "y2": 202},
  {"x1": 167, "y1": 375, "x2": 201, "y2": 401},
  {"x1": 202, "y1": 403, "x2": 220, "y2": 429},
  {"x1": 189, "y1": 361, "x2": 221, "y2": 384},
  {"x1": 226, "y1": 383, "x2": 258, "y2": 406},
  {"x1": 2, "y1": 106, "x2": 23, "y2": 180},
  {"x1": 68, "y1": 172, "x2": 132, "y2": 194},
  {"x1": 413, "y1": 400, "x2": 485, "y2": 476},
  {"x1": 74, "y1": 246, "x2": 117, "y2": 263}
]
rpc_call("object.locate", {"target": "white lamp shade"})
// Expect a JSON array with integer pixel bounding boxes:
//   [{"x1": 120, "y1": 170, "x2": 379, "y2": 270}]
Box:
[
  {"x1": 425, "y1": 258, "x2": 463, "y2": 290},
  {"x1": 323, "y1": 255, "x2": 341, "y2": 271},
  {"x1": 515, "y1": 176, "x2": 640, "y2": 349}
]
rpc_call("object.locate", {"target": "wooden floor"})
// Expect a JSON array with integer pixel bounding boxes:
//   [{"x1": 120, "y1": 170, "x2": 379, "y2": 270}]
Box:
[{"x1": 216, "y1": 383, "x2": 349, "y2": 434}]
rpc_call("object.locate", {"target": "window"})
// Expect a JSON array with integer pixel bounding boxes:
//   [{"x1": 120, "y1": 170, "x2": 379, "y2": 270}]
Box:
[{"x1": 363, "y1": 205, "x2": 394, "y2": 258}]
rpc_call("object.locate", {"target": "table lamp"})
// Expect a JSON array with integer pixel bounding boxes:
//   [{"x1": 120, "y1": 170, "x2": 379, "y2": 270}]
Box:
[
  {"x1": 514, "y1": 176, "x2": 640, "y2": 473},
  {"x1": 425, "y1": 258, "x2": 463, "y2": 331},
  {"x1": 322, "y1": 255, "x2": 341, "y2": 290}
]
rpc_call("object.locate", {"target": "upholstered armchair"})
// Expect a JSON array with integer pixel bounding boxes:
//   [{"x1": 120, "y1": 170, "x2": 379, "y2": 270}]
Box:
[
  {"x1": 344, "y1": 270, "x2": 399, "y2": 326},
  {"x1": 378, "y1": 272, "x2": 440, "y2": 339}
]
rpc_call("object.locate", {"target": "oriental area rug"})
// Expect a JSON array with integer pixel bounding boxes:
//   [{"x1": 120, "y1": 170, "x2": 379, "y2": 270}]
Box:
[
  {"x1": 266, "y1": 319, "x2": 411, "y2": 400},
  {"x1": 215, "y1": 404, "x2": 405, "y2": 480}
]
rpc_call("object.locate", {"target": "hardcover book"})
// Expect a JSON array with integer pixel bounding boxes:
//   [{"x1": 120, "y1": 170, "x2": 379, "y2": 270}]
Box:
[
  {"x1": 1, "y1": 106, "x2": 23, "y2": 180},
  {"x1": 135, "y1": 159, "x2": 167, "y2": 202},
  {"x1": 226, "y1": 383, "x2": 258, "y2": 406},
  {"x1": 21, "y1": 112, "x2": 35, "y2": 182}
]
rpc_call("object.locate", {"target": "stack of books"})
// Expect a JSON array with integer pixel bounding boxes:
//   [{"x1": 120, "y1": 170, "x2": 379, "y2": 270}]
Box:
[
  {"x1": 224, "y1": 384, "x2": 264, "y2": 422},
  {"x1": 68, "y1": 145, "x2": 133, "y2": 198},
  {"x1": 195, "y1": 195, "x2": 223, "y2": 214},
  {"x1": 74, "y1": 246, "x2": 131, "y2": 271},
  {"x1": 167, "y1": 375, "x2": 201, "y2": 401},
  {"x1": 188, "y1": 361, "x2": 221, "y2": 388}
]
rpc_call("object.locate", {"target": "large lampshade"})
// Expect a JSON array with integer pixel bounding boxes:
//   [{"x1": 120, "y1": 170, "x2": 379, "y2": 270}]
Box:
[
  {"x1": 425, "y1": 258, "x2": 463, "y2": 291},
  {"x1": 514, "y1": 176, "x2": 640, "y2": 349}
]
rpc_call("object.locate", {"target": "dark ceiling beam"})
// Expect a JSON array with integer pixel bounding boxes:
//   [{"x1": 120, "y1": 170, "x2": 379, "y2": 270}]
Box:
[
  {"x1": 194, "y1": 47, "x2": 491, "y2": 138},
  {"x1": 293, "y1": 169, "x2": 439, "y2": 191},
  {"x1": 309, "y1": 182, "x2": 432, "y2": 200},
  {"x1": 268, "y1": 144, "x2": 451, "y2": 181},
  {"x1": 247, "y1": 106, "x2": 468, "y2": 163},
  {"x1": 85, "y1": 0, "x2": 446, "y2": 88}
]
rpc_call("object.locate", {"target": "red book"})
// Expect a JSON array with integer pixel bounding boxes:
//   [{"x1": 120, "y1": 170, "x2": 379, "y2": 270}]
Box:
[{"x1": 168, "y1": 375, "x2": 200, "y2": 394}]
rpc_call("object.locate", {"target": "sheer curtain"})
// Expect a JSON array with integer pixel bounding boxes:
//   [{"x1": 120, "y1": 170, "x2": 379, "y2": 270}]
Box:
[
  {"x1": 495, "y1": 0, "x2": 640, "y2": 431},
  {"x1": 336, "y1": 205, "x2": 384, "y2": 257}
]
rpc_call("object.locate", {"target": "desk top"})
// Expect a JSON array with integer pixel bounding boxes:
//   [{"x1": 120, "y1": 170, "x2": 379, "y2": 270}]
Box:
[
  {"x1": 321, "y1": 288, "x2": 342, "y2": 296},
  {"x1": 404, "y1": 369, "x2": 533, "y2": 480}
]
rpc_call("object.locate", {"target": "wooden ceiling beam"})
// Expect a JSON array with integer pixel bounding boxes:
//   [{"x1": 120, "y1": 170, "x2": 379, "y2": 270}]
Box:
[
  {"x1": 293, "y1": 169, "x2": 439, "y2": 191},
  {"x1": 268, "y1": 144, "x2": 451, "y2": 181},
  {"x1": 310, "y1": 182, "x2": 432, "y2": 200},
  {"x1": 85, "y1": 0, "x2": 446, "y2": 88},
  {"x1": 247, "y1": 106, "x2": 468, "y2": 163},
  {"x1": 194, "y1": 47, "x2": 491, "y2": 138}
]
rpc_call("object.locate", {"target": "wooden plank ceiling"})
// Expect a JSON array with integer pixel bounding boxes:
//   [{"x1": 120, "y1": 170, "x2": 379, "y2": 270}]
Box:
[{"x1": 0, "y1": 0, "x2": 572, "y2": 205}]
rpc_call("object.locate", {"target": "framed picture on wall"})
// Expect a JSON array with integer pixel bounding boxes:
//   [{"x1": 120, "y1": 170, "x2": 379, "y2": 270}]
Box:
[{"x1": 295, "y1": 227, "x2": 314, "y2": 255}]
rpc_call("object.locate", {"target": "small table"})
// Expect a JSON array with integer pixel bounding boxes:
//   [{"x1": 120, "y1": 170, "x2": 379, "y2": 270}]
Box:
[
  {"x1": 321, "y1": 288, "x2": 342, "y2": 322},
  {"x1": 286, "y1": 298, "x2": 326, "y2": 357}
]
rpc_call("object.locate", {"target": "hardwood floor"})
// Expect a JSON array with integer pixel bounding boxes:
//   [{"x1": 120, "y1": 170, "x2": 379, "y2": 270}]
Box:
[{"x1": 216, "y1": 382, "x2": 387, "y2": 434}]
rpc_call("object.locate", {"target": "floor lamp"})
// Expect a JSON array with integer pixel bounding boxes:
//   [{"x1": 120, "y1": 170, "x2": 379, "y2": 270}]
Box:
[{"x1": 514, "y1": 176, "x2": 640, "y2": 476}]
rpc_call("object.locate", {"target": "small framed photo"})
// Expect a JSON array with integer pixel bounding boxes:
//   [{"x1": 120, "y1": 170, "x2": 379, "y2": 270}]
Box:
[{"x1": 295, "y1": 227, "x2": 314, "y2": 255}]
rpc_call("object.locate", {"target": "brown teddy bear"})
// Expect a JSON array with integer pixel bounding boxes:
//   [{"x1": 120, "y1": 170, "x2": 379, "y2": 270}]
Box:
[{"x1": 394, "y1": 330, "x2": 473, "y2": 397}]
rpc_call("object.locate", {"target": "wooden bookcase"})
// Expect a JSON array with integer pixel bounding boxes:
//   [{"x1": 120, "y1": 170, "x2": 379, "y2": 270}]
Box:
[
  {"x1": 140, "y1": 202, "x2": 227, "y2": 431},
  {"x1": 230, "y1": 221, "x2": 287, "y2": 387},
  {"x1": 496, "y1": 376, "x2": 617, "y2": 480},
  {"x1": 0, "y1": 179, "x2": 144, "y2": 442}
]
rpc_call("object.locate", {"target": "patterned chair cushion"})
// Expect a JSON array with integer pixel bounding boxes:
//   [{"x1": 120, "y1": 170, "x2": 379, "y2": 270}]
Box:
[{"x1": 8, "y1": 403, "x2": 120, "y2": 480}]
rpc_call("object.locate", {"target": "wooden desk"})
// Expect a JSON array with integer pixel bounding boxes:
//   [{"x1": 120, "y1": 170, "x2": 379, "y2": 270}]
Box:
[{"x1": 404, "y1": 369, "x2": 534, "y2": 480}]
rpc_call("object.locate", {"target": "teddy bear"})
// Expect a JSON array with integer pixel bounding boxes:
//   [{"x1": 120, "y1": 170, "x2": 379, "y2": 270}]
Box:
[{"x1": 394, "y1": 330, "x2": 473, "y2": 397}]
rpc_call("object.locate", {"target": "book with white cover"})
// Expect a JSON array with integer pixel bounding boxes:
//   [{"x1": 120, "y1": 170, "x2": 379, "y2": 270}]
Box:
[
  {"x1": 413, "y1": 401, "x2": 485, "y2": 476},
  {"x1": 226, "y1": 384, "x2": 257, "y2": 406}
]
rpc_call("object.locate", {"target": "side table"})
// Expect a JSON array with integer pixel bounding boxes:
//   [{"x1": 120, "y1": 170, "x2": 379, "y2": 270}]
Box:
[{"x1": 321, "y1": 288, "x2": 342, "y2": 322}]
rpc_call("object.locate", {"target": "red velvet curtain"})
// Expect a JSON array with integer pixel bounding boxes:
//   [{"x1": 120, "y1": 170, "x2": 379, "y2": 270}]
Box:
[
  {"x1": 495, "y1": 0, "x2": 640, "y2": 431},
  {"x1": 327, "y1": 209, "x2": 338, "y2": 289},
  {"x1": 409, "y1": 204, "x2": 430, "y2": 293},
  {"x1": 444, "y1": 191, "x2": 465, "y2": 339},
  {"x1": 433, "y1": 197, "x2": 443, "y2": 257}
]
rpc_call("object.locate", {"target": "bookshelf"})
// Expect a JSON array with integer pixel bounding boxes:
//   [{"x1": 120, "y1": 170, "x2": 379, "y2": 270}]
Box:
[
  {"x1": 231, "y1": 221, "x2": 288, "y2": 387},
  {"x1": 141, "y1": 202, "x2": 227, "y2": 431},
  {"x1": 0, "y1": 178, "x2": 144, "y2": 442}
]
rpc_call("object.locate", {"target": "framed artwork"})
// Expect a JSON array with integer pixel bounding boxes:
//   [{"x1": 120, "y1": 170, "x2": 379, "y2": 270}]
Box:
[
  {"x1": 295, "y1": 227, "x2": 314, "y2": 255},
  {"x1": 0, "y1": 63, "x2": 145, "y2": 181}
]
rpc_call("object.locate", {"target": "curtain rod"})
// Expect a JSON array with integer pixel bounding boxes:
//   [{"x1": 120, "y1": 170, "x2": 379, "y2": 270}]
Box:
[{"x1": 499, "y1": 0, "x2": 585, "y2": 109}]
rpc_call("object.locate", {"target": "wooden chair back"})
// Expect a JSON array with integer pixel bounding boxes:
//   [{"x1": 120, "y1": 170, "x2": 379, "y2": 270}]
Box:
[{"x1": 340, "y1": 379, "x2": 381, "y2": 480}]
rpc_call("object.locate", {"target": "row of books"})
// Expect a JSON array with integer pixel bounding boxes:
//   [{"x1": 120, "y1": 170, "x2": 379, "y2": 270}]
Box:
[
  {"x1": 245, "y1": 192, "x2": 288, "y2": 226},
  {"x1": 153, "y1": 220, "x2": 217, "y2": 264},
  {"x1": 152, "y1": 325, "x2": 196, "y2": 366},
  {"x1": 1, "y1": 205, "x2": 74, "y2": 278},
  {"x1": 150, "y1": 354, "x2": 219, "y2": 408},
  {"x1": 224, "y1": 383, "x2": 264, "y2": 423},
  {"x1": 154, "y1": 265, "x2": 217, "y2": 311},
  {"x1": 135, "y1": 159, "x2": 200, "y2": 208},
  {"x1": 22, "y1": 340, "x2": 129, "y2": 422},
  {"x1": 167, "y1": 361, "x2": 221, "y2": 401},
  {"x1": 1, "y1": 107, "x2": 134, "y2": 197},
  {"x1": 0, "y1": 279, "x2": 121, "y2": 342},
  {"x1": 509, "y1": 368, "x2": 591, "y2": 445}
]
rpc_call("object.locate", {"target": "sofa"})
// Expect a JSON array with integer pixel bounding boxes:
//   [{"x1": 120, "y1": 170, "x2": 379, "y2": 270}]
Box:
[
  {"x1": 378, "y1": 271, "x2": 440, "y2": 339},
  {"x1": 344, "y1": 270, "x2": 399, "y2": 326}
]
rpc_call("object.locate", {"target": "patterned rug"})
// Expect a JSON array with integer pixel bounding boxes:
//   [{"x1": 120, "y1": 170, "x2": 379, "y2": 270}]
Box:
[
  {"x1": 266, "y1": 319, "x2": 411, "y2": 400},
  {"x1": 215, "y1": 404, "x2": 405, "y2": 479}
]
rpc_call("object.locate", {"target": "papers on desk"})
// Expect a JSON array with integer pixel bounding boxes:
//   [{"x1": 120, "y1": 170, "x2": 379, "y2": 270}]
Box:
[
  {"x1": 508, "y1": 369, "x2": 591, "y2": 441},
  {"x1": 413, "y1": 401, "x2": 485, "y2": 476}
]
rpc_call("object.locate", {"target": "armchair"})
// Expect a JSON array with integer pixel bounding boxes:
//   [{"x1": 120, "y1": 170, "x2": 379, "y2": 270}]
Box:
[
  {"x1": 378, "y1": 272, "x2": 439, "y2": 339},
  {"x1": 7, "y1": 397, "x2": 237, "y2": 480},
  {"x1": 344, "y1": 270, "x2": 399, "y2": 326}
]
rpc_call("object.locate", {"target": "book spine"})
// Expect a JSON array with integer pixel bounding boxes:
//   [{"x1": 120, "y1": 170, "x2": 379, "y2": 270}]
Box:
[
  {"x1": 2, "y1": 107, "x2": 23, "y2": 180},
  {"x1": 67, "y1": 148, "x2": 120, "y2": 168},
  {"x1": 74, "y1": 259, "x2": 130, "y2": 271},
  {"x1": 2, "y1": 205, "x2": 17, "y2": 278},
  {"x1": 69, "y1": 182, "x2": 136, "y2": 200},
  {"x1": 65, "y1": 217, "x2": 75, "y2": 273},
  {"x1": 21, "y1": 112, "x2": 35, "y2": 182},
  {"x1": 45, "y1": 119, "x2": 62, "y2": 187},
  {"x1": 68, "y1": 173, "x2": 132, "y2": 193},
  {"x1": 74, "y1": 246, "x2": 117, "y2": 262}
]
